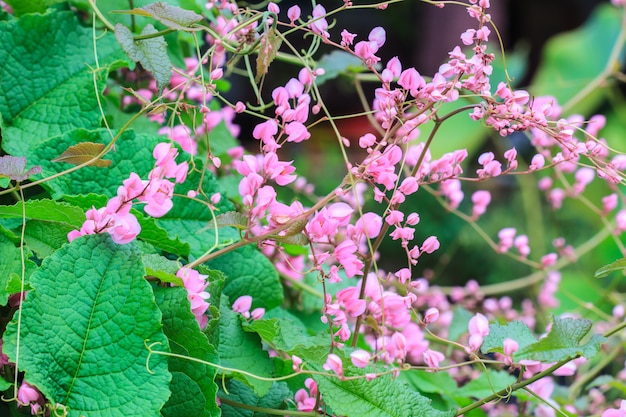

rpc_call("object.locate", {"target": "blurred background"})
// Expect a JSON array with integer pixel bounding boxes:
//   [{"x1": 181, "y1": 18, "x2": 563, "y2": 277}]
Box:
[{"x1": 231, "y1": 0, "x2": 626, "y2": 316}]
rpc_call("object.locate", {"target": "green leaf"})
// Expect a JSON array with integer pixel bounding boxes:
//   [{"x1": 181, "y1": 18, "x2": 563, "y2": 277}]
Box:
[
  {"x1": 200, "y1": 266, "x2": 225, "y2": 344},
  {"x1": 315, "y1": 50, "x2": 367, "y2": 86},
  {"x1": 4, "y1": 0, "x2": 65, "y2": 16},
  {"x1": 481, "y1": 321, "x2": 538, "y2": 356},
  {"x1": 143, "y1": 254, "x2": 184, "y2": 286},
  {"x1": 156, "y1": 165, "x2": 234, "y2": 256},
  {"x1": 0, "y1": 11, "x2": 128, "y2": 155},
  {"x1": 399, "y1": 370, "x2": 458, "y2": 396},
  {"x1": 531, "y1": 4, "x2": 623, "y2": 115},
  {"x1": 454, "y1": 369, "x2": 516, "y2": 399},
  {"x1": 23, "y1": 220, "x2": 75, "y2": 258},
  {"x1": 154, "y1": 286, "x2": 220, "y2": 417},
  {"x1": 0, "y1": 377, "x2": 11, "y2": 392},
  {"x1": 0, "y1": 199, "x2": 85, "y2": 227},
  {"x1": 208, "y1": 245, "x2": 283, "y2": 311},
  {"x1": 0, "y1": 233, "x2": 35, "y2": 305},
  {"x1": 3, "y1": 234, "x2": 171, "y2": 417},
  {"x1": 483, "y1": 317, "x2": 606, "y2": 363},
  {"x1": 595, "y1": 257, "x2": 626, "y2": 278},
  {"x1": 515, "y1": 317, "x2": 606, "y2": 362},
  {"x1": 447, "y1": 307, "x2": 473, "y2": 342},
  {"x1": 115, "y1": 23, "x2": 172, "y2": 93},
  {"x1": 133, "y1": 210, "x2": 191, "y2": 256},
  {"x1": 218, "y1": 296, "x2": 274, "y2": 396},
  {"x1": 220, "y1": 380, "x2": 291, "y2": 417},
  {"x1": 244, "y1": 311, "x2": 330, "y2": 364},
  {"x1": 121, "y1": 2, "x2": 204, "y2": 30},
  {"x1": 313, "y1": 368, "x2": 454, "y2": 417}
]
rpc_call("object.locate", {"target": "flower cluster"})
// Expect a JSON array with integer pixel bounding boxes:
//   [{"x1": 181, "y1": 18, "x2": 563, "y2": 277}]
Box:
[{"x1": 68, "y1": 143, "x2": 188, "y2": 243}]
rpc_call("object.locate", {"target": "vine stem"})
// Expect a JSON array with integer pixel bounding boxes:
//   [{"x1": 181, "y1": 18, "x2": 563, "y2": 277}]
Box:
[
  {"x1": 455, "y1": 360, "x2": 569, "y2": 416},
  {"x1": 186, "y1": 188, "x2": 341, "y2": 269}
]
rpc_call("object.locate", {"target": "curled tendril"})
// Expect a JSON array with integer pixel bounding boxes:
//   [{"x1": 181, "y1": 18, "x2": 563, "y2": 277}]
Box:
[{"x1": 144, "y1": 340, "x2": 164, "y2": 375}]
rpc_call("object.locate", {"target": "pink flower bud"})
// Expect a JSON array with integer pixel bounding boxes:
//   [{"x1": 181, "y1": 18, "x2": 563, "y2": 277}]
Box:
[
  {"x1": 232, "y1": 295, "x2": 253, "y2": 318},
  {"x1": 421, "y1": 236, "x2": 440, "y2": 254},
  {"x1": 423, "y1": 349, "x2": 445, "y2": 369},
  {"x1": 350, "y1": 350, "x2": 371, "y2": 368},
  {"x1": 287, "y1": 5, "x2": 301, "y2": 23},
  {"x1": 251, "y1": 307, "x2": 265, "y2": 320},
  {"x1": 423, "y1": 307, "x2": 439, "y2": 324},
  {"x1": 503, "y1": 338, "x2": 518, "y2": 357},
  {"x1": 468, "y1": 313, "x2": 490, "y2": 337},
  {"x1": 323, "y1": 353, "x2": 343, "y2": 376}
]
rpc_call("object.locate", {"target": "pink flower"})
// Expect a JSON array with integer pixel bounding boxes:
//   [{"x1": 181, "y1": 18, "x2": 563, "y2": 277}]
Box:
[
  {"x1": 423, "y1": 308, "x2": 439, "y2": 324},
  {"x1": 252, "y1": 119, "x2": 278, "y2": 143},
  {"x1": 602, "y1": 400, "x2": 626, "y2": 417},
  {"x1": 421, "y1": 236, "x2": 440, "y2": 254},
  {"x1": 471, "y1": 190, "x2": 491, "y2": 219},
  {"x1": 503, "y1": 338, "x2": 518, "y2": 365},
  {"x1": 232, "y1": 295, "x2": 253, "y2": 318},
  {"x1": 108, "y1": 212, "x2": 141, "y2": 244},
  {"x1": 355, "y1": 212, "x2": 382, "y2": 239},
  {"x1": 334, "y1": 240, "x2": 364, "y2": 277},
  {"x1": 310, "y1": 5, "x2": 329, "y2": 38},
  {"x1": 359, "y1": 133, "x2": 377, "y2": 148},
  {"x1": 251, "y1": 308, "x2": 265, "y2": 320},
  {"x1": 368, "y1": 27, "x2": 386, "y2": 48},
  {"x1": 323, "y1": 353, "x2": 344, "y2": 376},
  {"x1": 177, "y1": 268, "x2": 210, "y2": 328},
  {"x1": 341, "y1": 29, "x2": 357, "y2": 46},
  {"x1": 350, "y1": 350, "x2": 371, "y2": 368},
  {"x1": 285, "y1": 121, "x2": 310, "y2": 143},
  {"x1": 17, "y1": 382, "x2": 44, "y2": 415},
  {"x1": 423, "y1": 349, "x2": 445, "y2": 369},
  {"x1": 287, "y1": 5, "x2": 301, "y2": 24},
  {"x1": 468, "y1": 313, "x2": 490, "y2": 337}
]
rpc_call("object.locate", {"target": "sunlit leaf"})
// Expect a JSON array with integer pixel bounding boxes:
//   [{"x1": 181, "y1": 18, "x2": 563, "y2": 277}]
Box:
[
  {"x1": 595, "y1": 257, "x2": 626, "y2": 278},
  {"x1": 51, "y1": 142, "x2": 111, "y2": 167},
  {"x1": 115, "y1": 2, "x2": 203, "y2": 30}
]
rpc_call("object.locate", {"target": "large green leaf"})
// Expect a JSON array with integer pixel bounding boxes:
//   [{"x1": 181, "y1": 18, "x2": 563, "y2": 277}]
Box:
[
  {"x1": 0, "y1": 11, "x2": 127, "y2": 155},
  {"x1": 218, "y1": 296, "x2": 274, "y2": 397},
  {"x1": 482, "y1": 317, "x2": 606, "y2": 363},
  {"x1": 313, "y1": 366, "x2": 454, "y2": 417},
  {"x1": 208, "y1": 245, "x2": 283, "y2": 311},
  {"x1": 3, "y1": 234, "x2": 171, "y2": 417},
  {"x1": 154, "y1": 286, "x2": 220, "y2": 417},
  {"x1": 220, "y1": 380, "x2": 291, "y2": 417},
  {"x1": 244, "y1": 312, "x2": 330, "y2": 364},
  {"x1": 4, "y1": 0, "x2": 66, "y2": 16},
  {"x1": 0, "y1": 233, "x2": 36, "y2": 306},
  {"x1": 454, "y1": 370, "x2": 516, "y2": 400},
  {"x1": 0, "y1": 199, "x2": 84, "y2": 227}
]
